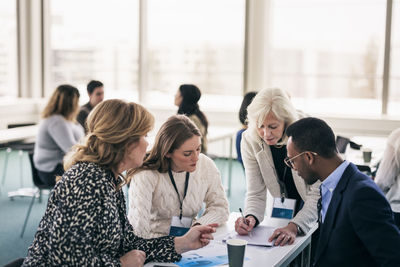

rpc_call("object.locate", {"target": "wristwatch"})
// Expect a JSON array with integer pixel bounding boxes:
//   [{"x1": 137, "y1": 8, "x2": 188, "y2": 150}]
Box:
[
  {"x1": 289, "y1": 222, "x2": 303, "y2": 235},
  {"x1": 295, "y1": 224, "x2": 303, "y2": 235}
]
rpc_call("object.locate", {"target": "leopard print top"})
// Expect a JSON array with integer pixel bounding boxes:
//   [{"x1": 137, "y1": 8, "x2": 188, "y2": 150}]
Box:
[{"x1": 23, "y1": 161, "x2": 182, "y2": 266}]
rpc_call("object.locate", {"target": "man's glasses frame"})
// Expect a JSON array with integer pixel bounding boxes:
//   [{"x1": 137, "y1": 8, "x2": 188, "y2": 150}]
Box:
[{"x1": 284, "y1": 151, "x2": 318, "y2": 169}]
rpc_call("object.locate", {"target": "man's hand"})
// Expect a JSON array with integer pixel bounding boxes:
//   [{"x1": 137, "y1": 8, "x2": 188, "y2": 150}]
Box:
[
  {"x1": 120, "y1": 250, "x2": 146, "y2": 267},
  {"x1": 175, "y1": 223, "x2": 218, "y2": 254},
  {"x1": 235, "y1": 215, "x2": 256, "y2": 235},
  {"x1": 268, "y1": 222, "x2": 298, "y2": 246}
]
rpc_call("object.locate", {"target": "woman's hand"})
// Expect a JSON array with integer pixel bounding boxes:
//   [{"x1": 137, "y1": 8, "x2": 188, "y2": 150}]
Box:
[
  {"x1": 268, "y1": 222, "x2": 298, "y2": 246},
  {"x1": 174, "y1": 223, "x2": 218, "y2": 254},
  {"x1": 235, "y1": 216, "x2": 256, "y2": 235},
  {"x1": 120, "y1": 249, "x2": 146, "y2": 267}
]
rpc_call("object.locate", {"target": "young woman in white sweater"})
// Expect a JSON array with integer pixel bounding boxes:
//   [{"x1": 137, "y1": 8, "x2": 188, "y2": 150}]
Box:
[{"x1": 128, "y1": 115, "x2": 229, "y2": 238}]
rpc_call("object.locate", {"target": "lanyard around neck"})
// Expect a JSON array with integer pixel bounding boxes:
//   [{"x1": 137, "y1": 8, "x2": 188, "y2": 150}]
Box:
[
  {"x1": 277, "y1": 165, "x2": 288, "y2": 203},
  {"x1": 168, "y1": 167, "x2": 190, "y2": 220}
]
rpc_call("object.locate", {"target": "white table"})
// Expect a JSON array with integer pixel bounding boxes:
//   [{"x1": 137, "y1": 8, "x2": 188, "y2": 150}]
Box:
[
  {"x1": 0, "y1": 125, "x2": 38, "y2": 144},
  {"x1": 0, "y1": 125, "x2": 38, "y2": 192},
  {"x1": 343, "y1": 135, "x2": 386, "y2": 170},
  {"x1": 147, "y1": 212, "x2": 318, "y2": 267}
]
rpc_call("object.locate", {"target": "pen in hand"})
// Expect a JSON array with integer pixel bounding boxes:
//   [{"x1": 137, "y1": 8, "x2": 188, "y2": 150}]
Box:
[{"x1": 239, "y1": 208, "x2": 252, "y2": 237}]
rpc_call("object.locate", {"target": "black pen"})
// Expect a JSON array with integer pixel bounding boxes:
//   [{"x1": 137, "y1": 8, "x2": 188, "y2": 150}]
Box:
[
  {"x1": 239, "y1": 208, "x2": 252, "y2": 237},
  {"x1": 239, "y1": 208, "x2": 248, "y2": 225}
]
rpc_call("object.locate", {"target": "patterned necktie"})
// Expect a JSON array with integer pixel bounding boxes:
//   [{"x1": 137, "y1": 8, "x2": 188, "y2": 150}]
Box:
[{"x1": 317, "y1": 185, "x2": 322, "y2": 224}]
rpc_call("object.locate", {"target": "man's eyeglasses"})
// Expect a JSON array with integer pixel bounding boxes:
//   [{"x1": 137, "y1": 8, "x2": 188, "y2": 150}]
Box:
[{"x1": 284, "y1": 151, "x2": 317, "y2": 169}]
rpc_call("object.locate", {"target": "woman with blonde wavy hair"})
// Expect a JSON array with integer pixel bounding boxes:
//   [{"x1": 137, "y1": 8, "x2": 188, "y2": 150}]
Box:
[
  {"x1": 234, "y1": 88, "x2": 320, "y2": 247},
  {"x1": 23, "y1": 99, "x2": 217, "y2": 267},
  {"x1": 34, "y1": 84, "x2": 84, "y2": 186},
  {"x1": 127, "y1": 115, "x2": 228, "y2": 239}
]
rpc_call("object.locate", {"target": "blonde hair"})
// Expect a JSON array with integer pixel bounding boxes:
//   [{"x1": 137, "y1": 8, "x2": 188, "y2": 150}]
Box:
[
  {"x1": 247, "y1": 88, "x2": 298, "y2": 145},
  {"x1": 64, "y1": 99, "x2": 154, "y2": 188},
  {"x1": 42, "y1": 84, "x2": 80, "y2": 121},
  {"x1": 129, "y1": 115, "x2": 201, "y2": 176}
]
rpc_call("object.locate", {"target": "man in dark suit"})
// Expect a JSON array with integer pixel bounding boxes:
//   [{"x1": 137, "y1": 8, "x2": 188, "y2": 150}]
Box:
[{"x1": 285, "y1": 117, "x2": 400, "y2": 267}]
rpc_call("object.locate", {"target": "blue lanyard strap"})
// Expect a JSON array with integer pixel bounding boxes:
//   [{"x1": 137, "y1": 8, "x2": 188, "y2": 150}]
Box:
[{"x1": 168, "y1": 167, "x2": 190, "y2": 220}]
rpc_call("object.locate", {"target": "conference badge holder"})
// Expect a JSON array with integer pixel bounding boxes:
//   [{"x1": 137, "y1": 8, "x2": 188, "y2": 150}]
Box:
[
  {"x1": 271, "y1": 198, "x2": 296, "y2": 219},
  {"x1": 169, "y1": 216, "x2": 192, "y2": 237}
]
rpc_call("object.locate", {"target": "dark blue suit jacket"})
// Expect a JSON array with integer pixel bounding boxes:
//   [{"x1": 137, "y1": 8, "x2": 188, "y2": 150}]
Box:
[{"x1": 313, "y1": 163, "x2": 400, "y2": 267}]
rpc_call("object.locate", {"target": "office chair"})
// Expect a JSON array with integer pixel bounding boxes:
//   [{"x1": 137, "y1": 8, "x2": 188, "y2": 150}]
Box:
[{"x1": 20, "y1": 151, "x2": 53, "y2": 238}]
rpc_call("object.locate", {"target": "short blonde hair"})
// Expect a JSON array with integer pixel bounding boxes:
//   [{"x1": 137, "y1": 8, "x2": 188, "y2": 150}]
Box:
[
  {"x1": 247, "y1": 88, "x2": 298, "y2": 145},
  {"x1": 42, "y1": 84, "x2": 80, "y2": 121},
  {"x1": 129, "y1": 115, "x2": 201, "y2": 176},
  {"x1": 64, "y1": 99, "x2": 154, "y2": 188}
]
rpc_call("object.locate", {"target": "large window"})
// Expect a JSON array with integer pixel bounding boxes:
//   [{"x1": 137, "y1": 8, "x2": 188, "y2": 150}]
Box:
[
  {"x1": 388, "y1": 0, "x2": 400, "y2": 115},
  {"x1": 0, "y1": 0, "x2": 17, "y2": 97},
  {"x1": 49, "y1": 0, "x2": 139, "y2": 101},
  {"x1": 146, "y1": 0, "x2": 245, "y2": 108},
  {"x1": 269, "y1": 0, "x2": 386, "y2": 116}
]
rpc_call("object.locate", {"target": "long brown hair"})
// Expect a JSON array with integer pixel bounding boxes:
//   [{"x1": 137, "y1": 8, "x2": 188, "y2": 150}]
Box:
[
  {"x1": 64, "y1": 99, "x2": 154, "y2": 188},
  {"x1": 129, "y1": 115, "x2": 200, "y2": 176},
  {"x1": 42, "y1": 84, "x2": 80, "y2": 121}
]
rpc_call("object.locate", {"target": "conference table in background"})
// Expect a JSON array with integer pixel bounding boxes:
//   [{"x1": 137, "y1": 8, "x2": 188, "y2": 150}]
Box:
[
  {"x1": 343, "y1": 135, "x2": 387, "y2": 174},
  {"x1": 146, "y1": 212, "x2": 318, "y2": 267},
  {"x1": 0, "y1": 125, "x2": 38, "y2": 145}
]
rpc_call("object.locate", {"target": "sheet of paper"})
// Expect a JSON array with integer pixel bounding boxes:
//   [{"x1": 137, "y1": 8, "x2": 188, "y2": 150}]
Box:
[
  {"x1": 223, "y1": 225, "x2": 276, "y2": 247},
  {"x1": 177, "y1": 242, "x2": 229, "y2": 267}
]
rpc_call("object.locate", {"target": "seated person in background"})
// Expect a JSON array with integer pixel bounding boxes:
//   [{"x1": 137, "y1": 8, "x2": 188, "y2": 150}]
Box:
[
  {"x1": 34, "y1": 84, "x2": 84, "y2": 186},
  {"x1": 76, "y1": 80, "x2": 104, "y2": 132},
  {"x1": 236, "y1": 91, "x2": 257, "y2": 166},
  {"x1": 235, "y1": 88, "x2": 319, "y2": 246},
  {"x1": 286, "y1": 117, "x2": 400, "y2": 267},
  {"x1": 128, "y1": 115, "x2": 229, "y2": 238},
  {"x1": 375, "y1": 128, "x2": 400, "y2": 228},
  {"x1": 23, "y1": 100, "x2": 217, "y2": 266},
  {"x1": 175, "y1": 84, "x2": 208, "y2": 154}
]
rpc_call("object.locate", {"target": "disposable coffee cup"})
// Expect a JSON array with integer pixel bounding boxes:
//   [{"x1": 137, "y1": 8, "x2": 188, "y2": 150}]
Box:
[
  {"x1": 227, "y1": 239, "x2": 247, "y2": 267},
  {"x1": 363, "y1": 148, "x2": 372, "y2": 163}
]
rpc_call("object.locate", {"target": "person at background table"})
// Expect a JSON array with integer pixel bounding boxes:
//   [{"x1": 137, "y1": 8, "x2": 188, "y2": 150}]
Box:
[
  {"x1": 128, "y1": 115, "x2": 229, "y2": 238},
  {"x1": 285, "y1": 117, "x2": 400, "y2": 267},
  {"x1": 23, "y1": 100, "x2": 217, "y2": 267},
  {"x1": 236, "y1": 91, "x2": 257, "y2": 167},
  {"x1": 175, "y1": 84, "x2": 208, "y2": 154},
  {"x1": 76, "y1": 80, "x2": 104, "y2": 133},
  {"x1": 34, "y1": 84, "x2": 84, "y2": 186},
  {"x1": 234, "y1": 88, "x2": 320, "y2": 246},
  {"x1": 375, "y1": 128, "x2": 400, "y2": 228}
]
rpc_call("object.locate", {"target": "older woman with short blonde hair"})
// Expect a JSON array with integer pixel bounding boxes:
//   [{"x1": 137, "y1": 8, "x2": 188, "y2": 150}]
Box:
[
  {"x1": 23, "y1": 99, "x2": 217, "y2": 267},
  {"x1": 235, "y1": 88, "x2": 320, "y2": 247}
]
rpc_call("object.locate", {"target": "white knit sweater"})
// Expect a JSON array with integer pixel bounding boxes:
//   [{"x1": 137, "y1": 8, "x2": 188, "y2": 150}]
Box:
[{"x1": 128, "y1": 153, "x2": 229, "y2": 238}]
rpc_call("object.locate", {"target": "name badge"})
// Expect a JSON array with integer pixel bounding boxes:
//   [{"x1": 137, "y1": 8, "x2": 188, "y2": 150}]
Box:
[
  {"x1": 271, "y1": 198, "x2": 297, "y2": 219},
  {"x1": 169, "y1": 216, "x2": 192, "y2": 236}
]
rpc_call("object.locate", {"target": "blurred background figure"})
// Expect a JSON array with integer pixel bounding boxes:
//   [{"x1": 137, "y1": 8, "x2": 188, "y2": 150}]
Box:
[
  {"x1": 77, "y1": 80, "x2": 104, "y2": 132},
  {"x1": 375, "y1": 128, "x2": 400, "y2": 228},
  {"x1": 34, "y1": 84, "x2": 84, "y2": 186},
  {"x1": 175, "y1": 84, "x2": 208, "y2": 154},
  {"x1": 236, "y1": 91, "x2": 257, "y2": 167}
]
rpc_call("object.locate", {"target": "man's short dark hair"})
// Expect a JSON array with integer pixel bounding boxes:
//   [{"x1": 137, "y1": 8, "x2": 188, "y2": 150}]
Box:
[
  {"x1": 286, "y1": 117, "x2": 337, "y2": 158},
  {"x1": 87, "y1": 80, "x2": 103, "y2": 94}
]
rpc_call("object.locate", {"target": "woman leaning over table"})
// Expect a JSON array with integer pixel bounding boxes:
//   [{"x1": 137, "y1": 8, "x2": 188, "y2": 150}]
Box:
[
  {"x1": 23, "y1": 99, "x2": 217, "y2": 267},
  {"x1": 234, "y1": 88, "x2": 320, "y2": 246},
  {"x1": 128, "y1": 115, "x2": 229, "y2": 239}
]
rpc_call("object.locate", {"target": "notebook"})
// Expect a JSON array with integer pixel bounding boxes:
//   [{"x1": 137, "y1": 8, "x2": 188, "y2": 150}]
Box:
[{"x1": 223, "y1": 225, "x2": 277, "y2": 247}]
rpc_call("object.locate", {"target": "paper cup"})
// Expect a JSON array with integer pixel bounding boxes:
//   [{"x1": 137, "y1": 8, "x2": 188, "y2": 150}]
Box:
[
  {"x1": 362, "y1": 148, "x2": 372, "y2": 163},
  {"x1": 227, "y1": 239, "x2": 247, "y2": 267}
]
